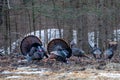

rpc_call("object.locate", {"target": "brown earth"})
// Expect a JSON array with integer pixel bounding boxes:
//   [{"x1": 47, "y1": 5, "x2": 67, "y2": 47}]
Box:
[{"x1": 0, "y1": 53, "x2": 120, "y2": 80}]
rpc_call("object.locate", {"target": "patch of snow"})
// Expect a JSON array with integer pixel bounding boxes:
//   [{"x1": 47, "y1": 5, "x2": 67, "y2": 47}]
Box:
[
  {"x1": 17, "y1": 67, "x2": 31, "y2": 71},
  {"x1": 7, "y1": 76, "x2": 22, "y2": 79},
  {"x1": 88, "y1": 32, "x2": 95, "y2": 48},
  {"x1": 2, "y1": 71, "x2": 43, "y2": 75},
  {"x1": 17, "y1": 67, "x2": 40, "y2": 71},
  {"x1": 17, "y1": 67, "x2": 49, "y2": 72},
  {"x1": 1, "y1": 67, "x2": 51, "y2": 76},
  {"x1": 18, "y1": 59, "x2": 27, "y2": 63},
  {"x1": 99, "y1": 73, "x2": 120, "y2": 78},
  {"x1": 14, "y1": 71, "x2": 45, "y2": 75},
  {"x1": 1, "y1": 71, "x2": 13, "y2": 74}
]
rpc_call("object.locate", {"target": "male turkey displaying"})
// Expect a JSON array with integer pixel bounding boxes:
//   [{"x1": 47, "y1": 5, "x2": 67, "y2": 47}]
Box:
[
  {"x1": 20, "y1": 35, "x2": 48, "y2": 62},
  {"x1": 47, "y1": 39, "x2": 72, "y2": 63},
  {"x1": 49, "y1": 45, "x2": 69, "y2": 63}
]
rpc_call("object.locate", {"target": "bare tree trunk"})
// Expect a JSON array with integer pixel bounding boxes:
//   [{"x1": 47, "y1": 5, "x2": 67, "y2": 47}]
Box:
[
  {"x1": 75, "y1": 0, "x2": 82, "y2": 48},
  {"x1": 22, "y1": 0, "x2": 32, "y2": 34},
  {"x1": 32, "y1": 0, "x2": 36, "y2": 35},
  {"x1": 76, "y1": 17, "x2": 82, "y2": 48},
  {"x1": 63, "y1": 0, "x2": 74, "y2": 44},
  {"x1": 61, "y1": 0, "x2": 65, "y2": 39},
  {"x1": 81, "y1": 15, "x2": 89, "y2": 53},
  {"x1": 44, "y1": 29, "x2": 48, "y2": 47},
  {"x1": 38, "y1": 15, "x2": 42, "y2": 38},
  {"x1": 45, "y1": 16, "x2": 48, "y2": 44},
  {"x1": 14, "y1": 14, "x2": 18, "y2": 40},
  {"x1": 94, "y1": 28, "x2": 98, "y2": 45},
  {"x1": 52, "y1": 0, "x2": 62, "y2": 38},
  {"x1": 0, "y1": 0, "x2": 3, "y2": 25},
  {"x1": 115, "y1": 2, "x2": 120, "y2": 42},
  {"x1": 98, "y1": 0, "x2": 106, "y2": 51},
  {"x1": 38, "y1": 0, "x2": 42, "y2": 38},
  {"x1": 26, "y1": 10, "x2": 32, "y2": 34},
  {"x1": 3, "y1": 0, "x2": 11, "y2": 54},
  {"x1": 76, "y1": 0, "x2": 89, "y2": 52}
]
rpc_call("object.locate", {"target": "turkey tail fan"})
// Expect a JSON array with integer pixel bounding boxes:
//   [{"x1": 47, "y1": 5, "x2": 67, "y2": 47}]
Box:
[
  {"x1": 20, "y1": 35, "x2": 42, "y2": 56},
  {"x1": 47, "y1": 38, "x2": 72, "y2": 58}
]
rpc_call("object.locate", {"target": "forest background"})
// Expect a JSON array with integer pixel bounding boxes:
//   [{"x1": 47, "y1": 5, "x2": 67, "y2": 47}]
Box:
[{"x1": 0, "y1": 0, "x2": 120, "y2": 54}]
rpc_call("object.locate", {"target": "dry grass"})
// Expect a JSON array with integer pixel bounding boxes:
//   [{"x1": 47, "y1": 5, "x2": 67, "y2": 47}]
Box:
[{"x1": 1, "y1": 54, "x2": 120, "y2": 80}]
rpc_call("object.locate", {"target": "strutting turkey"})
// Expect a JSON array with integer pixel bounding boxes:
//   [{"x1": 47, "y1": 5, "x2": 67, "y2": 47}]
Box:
[
  {"x1": 47, "y1": 38, "x2": 72, "y2": 63},
  {"x1": 50, "y1": 45, "x2": 69, "y2": 63},
  {"x1": 70, "y1": 40, "x2": 91, "y2": 61},
  {"x1": 20, "y1": 35, "x2": 48, "y2": 62}
]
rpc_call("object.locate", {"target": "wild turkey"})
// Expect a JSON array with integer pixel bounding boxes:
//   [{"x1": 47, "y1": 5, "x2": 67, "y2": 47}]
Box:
[
  {"x1": 20, "y1": 35, "x2": 48, "y2": 62},
  {"x1": 103, "y1": 41, "x2": 117, "y2": 62},
  {"x1": 70, "y1": 40, "x2": 90, "y2": 61},
  {"x1": 71, "y1": 48, "x2": 90, "y2": 59},
  {"x1": 103, "y1": 48, "x2": 113, "y2": 60},
  {"x1": 91, "y1": 44, "x2": 102, "y2": 60},
  {"x1": 49, "y1": 45, "x2": 69, "y2": 63},
  {"x1": 25, "y1": 43, "x2": 48, "y2": 62},
  {"x1": 47, "y1": 38, "x2": 72, "y2": 63}
]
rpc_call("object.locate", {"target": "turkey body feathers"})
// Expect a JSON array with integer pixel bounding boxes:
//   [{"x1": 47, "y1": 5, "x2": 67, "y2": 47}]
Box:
[
  {"x1": 71, "y1": 48, "x2": 90, "y2": 59},
  {"x1": 91, "y1": 48, "x2": 102, "y2": 59},
  {"x1": 104, "y1": 48, "x2": 114, "y2": 60}
]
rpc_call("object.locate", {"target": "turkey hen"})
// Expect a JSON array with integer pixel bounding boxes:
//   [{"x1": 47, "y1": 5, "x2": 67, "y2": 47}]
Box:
[{"x1": 70, "y1": 40, "x2": 91, "y2": 61}]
